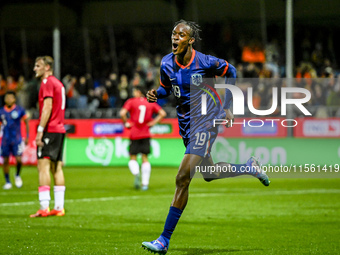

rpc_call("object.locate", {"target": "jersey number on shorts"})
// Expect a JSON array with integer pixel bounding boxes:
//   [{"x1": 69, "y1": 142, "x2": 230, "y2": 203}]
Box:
[
  {"x1": 194, "y1": 132, "x2": 207, "y2": 146},
  {"x1": 138, "y1": 105, "x2": 146, "y2": 123}
]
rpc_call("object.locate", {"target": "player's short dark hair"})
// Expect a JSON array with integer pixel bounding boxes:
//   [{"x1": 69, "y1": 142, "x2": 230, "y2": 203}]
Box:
[
  {"x1": 35, "y1": 56, "x2": 54, "y2": 72},
  {"x1": 134, "y1": 85, "x2": 146, "y2": 96},
  {"x1": 174, "y1": 19, "x2": 202, "y2": 42},
  {"x1": 5, "y1": 90, "x2": 16, "y2": 97}
]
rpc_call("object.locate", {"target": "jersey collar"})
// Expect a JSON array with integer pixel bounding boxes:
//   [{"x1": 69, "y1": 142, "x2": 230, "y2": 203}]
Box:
[
  {"x1": 4, "y1": 104, "x2": 16, "y2": 112},
  {"x1": 175, "y1": 49, "x2": 196, "y2": 69}
]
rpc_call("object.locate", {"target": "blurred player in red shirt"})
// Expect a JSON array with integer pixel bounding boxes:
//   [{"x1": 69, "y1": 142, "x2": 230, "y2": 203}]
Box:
[
  {"x1": 30, "y1": 56, "x2": 66, "y2": 218},
  {"x1": 120, "y1": 85, "x2": 166, "y2": 190}
]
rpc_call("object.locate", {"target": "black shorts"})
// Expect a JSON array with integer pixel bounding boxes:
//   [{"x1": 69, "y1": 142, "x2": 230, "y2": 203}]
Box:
[
  {"x1": 37, "y1": 133, "x2": 65, "y2": 162},
  {"x1": 129, "y1": 138, "x2": 150, "y2": 155}
]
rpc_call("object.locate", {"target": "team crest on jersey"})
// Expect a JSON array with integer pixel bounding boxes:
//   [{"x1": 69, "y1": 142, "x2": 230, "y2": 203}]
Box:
[
  {"x1": 191, "y1": 73, "x2": 203, "y2": 86},
  {"x1": 11, "y1": 111, "x2": 19, "y2": 119}
]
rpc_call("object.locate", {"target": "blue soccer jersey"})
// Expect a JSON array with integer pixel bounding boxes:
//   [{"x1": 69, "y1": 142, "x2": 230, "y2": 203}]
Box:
[
  {"x1": 0, "y1": 105, "x2": 27, "y2": 156},
  {"x1": 158, "y1": 49, "x2": 235, "y2": 139}
]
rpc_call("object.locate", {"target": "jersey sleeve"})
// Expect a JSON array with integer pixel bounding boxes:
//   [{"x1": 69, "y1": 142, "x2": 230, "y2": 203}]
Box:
[
  {"x1": 160, "y1": 62, "x2": 171, "y2": 88},
  {"x1": 157, "y1": 61, "x2": 173, "y2": 99},
  {"x1": 208, "y1": 55, "x2": 229, "y2": 77},
  {"x1": 207, "y1": 55, "x2": 237, "y2": 110},
  {"x1": 122, "y1": 99, "x2": 131, "y2": 111},
  {"x1": 42, "y1": 78, "x2": 54, "y2": 98},
  {"x1": 19, "y1": 107, "x2": 27, "y2": 120}
]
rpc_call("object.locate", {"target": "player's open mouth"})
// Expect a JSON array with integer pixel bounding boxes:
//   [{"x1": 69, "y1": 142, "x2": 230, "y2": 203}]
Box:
[{"x1": 172, "y1": 43, "x2": 178, "y2": 51}]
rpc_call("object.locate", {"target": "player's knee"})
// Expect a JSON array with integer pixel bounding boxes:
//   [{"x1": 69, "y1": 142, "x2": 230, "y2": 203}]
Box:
[{"x1": 175, "y1": 172, "x2": 190, "y2": 188}]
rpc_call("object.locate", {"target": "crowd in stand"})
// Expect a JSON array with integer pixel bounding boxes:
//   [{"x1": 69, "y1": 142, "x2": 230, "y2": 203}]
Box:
[{"x1": 0, "y1": 26, "x2": 339, "y2": 118}]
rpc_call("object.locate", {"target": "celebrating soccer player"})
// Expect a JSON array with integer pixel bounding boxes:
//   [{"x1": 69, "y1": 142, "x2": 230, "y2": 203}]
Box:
[
  {"x1": 30, "y1": 56, "x2": 66, "y2": 218},
  {"x1": 120, "y1": 85, "x2": 166, "y2": 191},
  {"x1": 142, "y1": 20, "x2": 270, "y2": 254},
  {"x1": 0, "y1": 91, "x2": 29, "y2": 189}
]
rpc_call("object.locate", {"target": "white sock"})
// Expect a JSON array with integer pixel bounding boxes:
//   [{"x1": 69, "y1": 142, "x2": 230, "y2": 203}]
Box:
[
  {"x1": 38, "y1": 186, "x2": 51, "y2": 210},
  {"x1": 54, "y1": 186, "x2": 66, "y2": 210},
  {"x1": 128, "y1": 160, "x2": 140, "y2": 176},
  {"x1": 141, "y1": 162, "x2": 151, "y2": 186}
]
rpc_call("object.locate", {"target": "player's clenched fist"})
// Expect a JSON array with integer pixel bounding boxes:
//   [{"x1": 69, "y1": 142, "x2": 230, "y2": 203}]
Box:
[{"x1": 146, "y1": 89, "x2": 158, "y2": 103}]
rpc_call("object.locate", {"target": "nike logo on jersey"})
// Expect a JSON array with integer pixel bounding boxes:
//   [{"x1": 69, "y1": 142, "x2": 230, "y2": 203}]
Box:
[
  {"x1": 170, "y1": 78, "x2": 176, "y2": 81},
  {"x1": 193, "y1": 146, "x2": 202, "y2": 149}
]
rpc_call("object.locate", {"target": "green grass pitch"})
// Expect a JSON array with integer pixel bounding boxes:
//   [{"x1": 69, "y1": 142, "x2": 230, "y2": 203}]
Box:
[{"x1": 0, "y1": 166, "x2": 339, "y2": 254}]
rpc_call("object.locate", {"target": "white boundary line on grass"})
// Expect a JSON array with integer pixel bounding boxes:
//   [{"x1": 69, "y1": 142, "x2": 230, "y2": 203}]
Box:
[{"x1": 1, "y1": 189, "x2": 340, "y2": 207}]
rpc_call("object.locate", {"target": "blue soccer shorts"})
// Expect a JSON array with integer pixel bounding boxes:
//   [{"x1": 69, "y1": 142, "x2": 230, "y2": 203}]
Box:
[
  {"x1": 183, "y1": 127, "x2": 218, "y2": 158},
  {"x1": 0, "y1": 140, "x2": 23, "y2": 157}
]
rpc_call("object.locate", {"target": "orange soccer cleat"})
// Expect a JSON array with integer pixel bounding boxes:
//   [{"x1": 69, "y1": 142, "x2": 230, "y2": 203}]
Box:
[
  {"x1": 30, "y1": 208, "x2": 50, "y2": 218},
  {"x1": 49, "y1": 208, "x2": 65, "y2": 217}
]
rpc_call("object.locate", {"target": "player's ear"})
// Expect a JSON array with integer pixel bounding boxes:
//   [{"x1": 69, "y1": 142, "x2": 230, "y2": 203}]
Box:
[{"x1": 189, "y1": 37, "x2": 195, "y2": 45}]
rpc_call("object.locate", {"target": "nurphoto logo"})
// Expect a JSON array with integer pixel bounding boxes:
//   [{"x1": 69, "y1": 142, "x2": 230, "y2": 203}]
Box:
[{"x1": 199, "y1": 81, "x2": 312, "y2": 128}]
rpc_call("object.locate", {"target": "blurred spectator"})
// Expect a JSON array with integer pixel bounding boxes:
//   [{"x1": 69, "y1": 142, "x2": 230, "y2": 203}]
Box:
[
  {"x1": 16, "y1": 75, "x2": 28, "y2": 108},
  {"x1": 144, "y1": 69, "x2": 155, "y2": 90},
  {"x1": 105, "y1": 72, "x2": 119, "y2": 108},
  {"x1": 118, "y1": 74, "x2": 129, "y2": 106},
  {"x1": 326, "y1": 77, "x2": 340, "y2": 107},
  {"x1": 243, "y1": 63, "x2": 260, "y2": 78},
  {"x1": 136, "y1": 50, "x2": 151, "y2": 75},
  {"x1": 311, "y1": 43, "x2": 324, "y2": 73},
  {"x1": 75, "y1": 75, "x2": 89, "y2": 109},
  {"x1": 312, "y1": 83, "x2": 326, "y2": 106},
  {"x1": 265, "y1": 39, "x2": 280, "y2": 78},
  {"x1": 295, "y1": 62, "x2": 317, "y2": 88},
  {"x1": 6, "y1": 76, "x2": 18, "y2": 92},
  {"x1": 88, "y1": 86, "x2": 109, "y2": 111},
  {"x1": 63, "y1": 75, "x2": 78, "y2": 109},
  {"x1": 88, "y1": 88, "x2": 100, "y2": 112},
  {"x1": 100, "y1": 86, "x2": 109, "y2": 108},
  {"x1": 131, "y1": 71, "x2": 144, "y2": 87}
]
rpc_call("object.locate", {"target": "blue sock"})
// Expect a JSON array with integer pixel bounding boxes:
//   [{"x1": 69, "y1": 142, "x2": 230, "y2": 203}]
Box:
[
  {"x1": 5, "y1": 173, "x2": 10, "y2": 183},
  {"x1": 160, "y1": 206, "x2": 183, "y2": 246}
]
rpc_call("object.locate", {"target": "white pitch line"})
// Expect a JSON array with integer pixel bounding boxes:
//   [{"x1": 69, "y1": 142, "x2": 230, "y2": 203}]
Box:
[
  {"x1": 0, "y1": 193, "x2": 225, "y2": 207},
  {"x1": 0, "y1": 189, "x2": 339, "y2": 207},
  {"x1": 0, "y1": 191, "x2": 36, "y2": 196}
]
